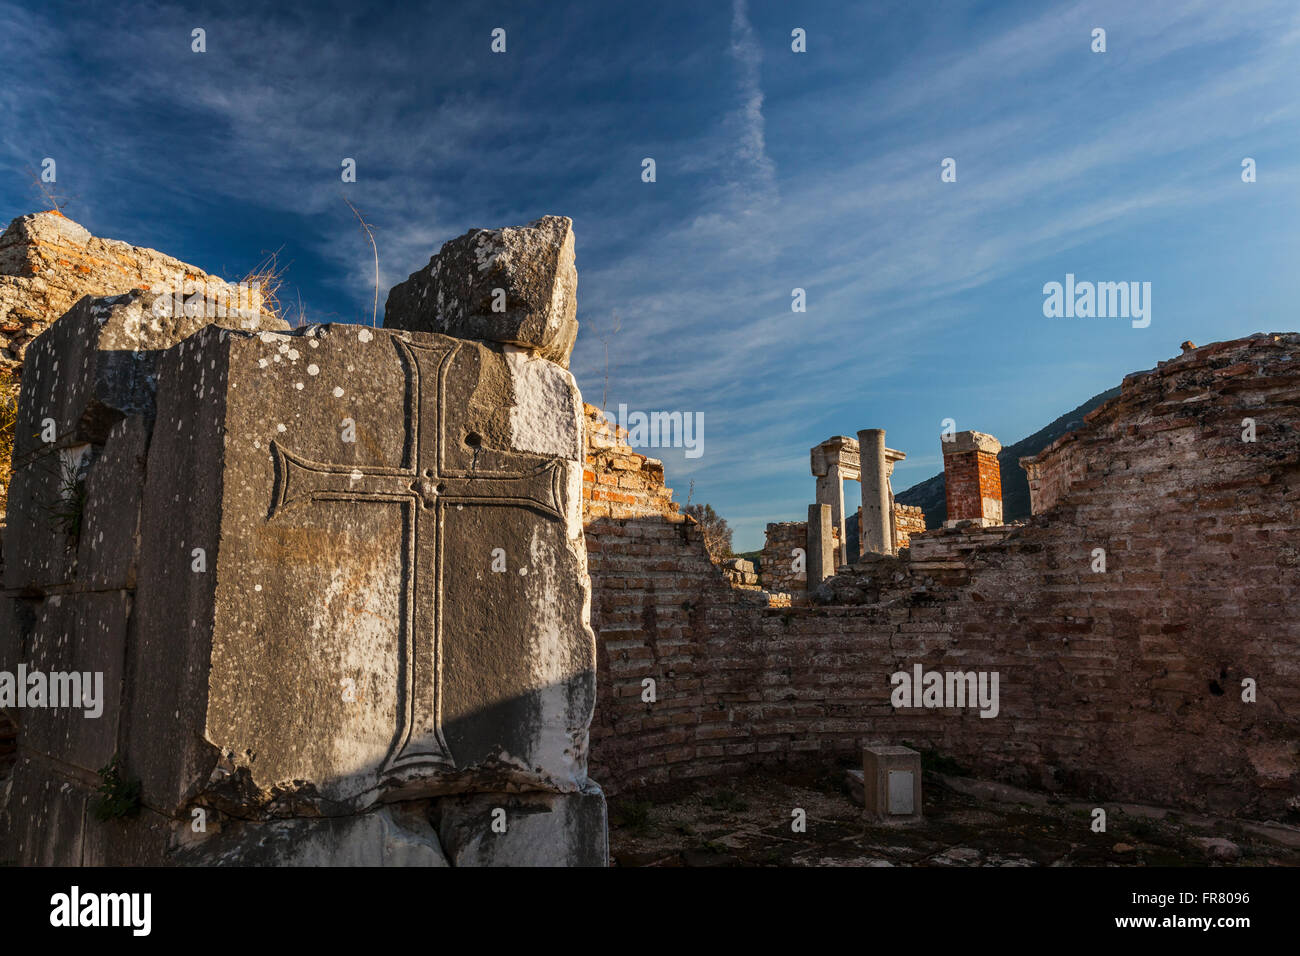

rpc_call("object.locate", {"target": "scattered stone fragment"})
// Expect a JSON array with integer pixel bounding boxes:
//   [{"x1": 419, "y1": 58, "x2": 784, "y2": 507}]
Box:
[
  {"x1": 1192, "y1": 837, "x2": 1241, "y2": 862},
  {"x1": 384, "y1": 215, "x2": 579, "y2": 367}
]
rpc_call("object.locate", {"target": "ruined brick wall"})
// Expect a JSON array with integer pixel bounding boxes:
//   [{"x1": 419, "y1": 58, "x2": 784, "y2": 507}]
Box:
[
  {"x1": 1017, "y1": 336, "x2": 1286, "y2": 516},
  {"x1": 581, "y1": 404, "x2": 787, "y2": 791},
  {"x1": 760, "y1": 521, "x2": 805, "y2": 594},
  {"x1": 582, "y1": 404, "x2": 681, "y2": 520},
  {"x1": 587, "y1": 335, "x2": 1300, "y2": 817},
  {"x1": 0, "y1": 211, "x2": 267, "y2": 372},
  {"x1": 893, "y1": 503, "x2": 925, "y2": 549}
]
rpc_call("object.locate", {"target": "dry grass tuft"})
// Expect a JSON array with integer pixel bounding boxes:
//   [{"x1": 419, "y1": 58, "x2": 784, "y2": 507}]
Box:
[
  {"x1": 0, "y1": 367, "x2": 20, "y2": 516},
  {"x1": 240, "y1": 248, "x2": 289, "y2": 323}
]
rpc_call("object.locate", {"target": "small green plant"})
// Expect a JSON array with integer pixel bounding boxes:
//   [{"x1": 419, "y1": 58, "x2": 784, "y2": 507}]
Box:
[
  {"x1": 619, "y1": 800, "x2": 655, "y2": 836},
  {"x1": 49, "y1": 455, "x2": 89, "y2": 541},
  {"x1": 92, "y1": 755, "x2": 141, "y2": 821}
]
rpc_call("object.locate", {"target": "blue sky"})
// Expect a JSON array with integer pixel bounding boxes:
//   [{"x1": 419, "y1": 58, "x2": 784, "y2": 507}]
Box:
[{"x1": 3, "y1": 0, "x2": 1297, "y2": 550}]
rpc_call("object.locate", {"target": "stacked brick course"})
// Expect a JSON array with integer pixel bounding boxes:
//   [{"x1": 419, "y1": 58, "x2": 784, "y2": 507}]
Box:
[
  {"x1": 586, "y1": 336, "x2": 1300, "y2": 817},
  {"x1": 720, "y1": 559, "x2": 761, "y2": 589},
  {"x1": 942, "y1": 431, "x2": 1003, "y2": 525},
  {"x1": 582, "y1": 404, "x2": 681, "y2": 520},
  {"x1": 893, "y1": 503, "x2": 926, "y2": 548}
]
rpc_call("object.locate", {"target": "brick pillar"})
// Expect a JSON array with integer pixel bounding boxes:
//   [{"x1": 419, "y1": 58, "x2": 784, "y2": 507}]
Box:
[{"x1": 942, "y1": 431, "x2": 1003, "y2": 526}]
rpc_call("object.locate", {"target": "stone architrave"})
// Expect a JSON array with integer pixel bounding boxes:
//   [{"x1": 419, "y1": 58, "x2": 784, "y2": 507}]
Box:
[{"x1": 811, "y1": 436, "x2": 860, "y2": 568}]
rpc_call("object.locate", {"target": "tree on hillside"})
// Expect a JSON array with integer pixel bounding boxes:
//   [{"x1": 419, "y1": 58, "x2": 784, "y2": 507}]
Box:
[{"x1": 684, "y1": 502, "x2": 733, "y2": 561}]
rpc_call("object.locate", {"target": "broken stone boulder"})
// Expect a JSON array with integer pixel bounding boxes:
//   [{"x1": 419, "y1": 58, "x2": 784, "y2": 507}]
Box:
[{"x1": 384, "y1": 216, "x2": 579, "y2": 367}]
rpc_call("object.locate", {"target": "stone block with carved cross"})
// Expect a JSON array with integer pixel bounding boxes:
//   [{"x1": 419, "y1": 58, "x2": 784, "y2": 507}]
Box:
[
  {"x1": 115, "y1": 320, "x2": 598, "y2": 830},
  {"x1": 2, "y1": 230, "x2": 607, "y2": 865}
]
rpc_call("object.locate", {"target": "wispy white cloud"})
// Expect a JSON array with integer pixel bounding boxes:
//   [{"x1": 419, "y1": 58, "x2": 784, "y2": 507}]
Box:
[{"x1": 3, "y1": 0, "x2": 1298, "y2": 550}]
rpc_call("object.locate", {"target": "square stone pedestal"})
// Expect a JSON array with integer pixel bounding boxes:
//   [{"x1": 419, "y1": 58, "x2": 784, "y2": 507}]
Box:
[{"x1": 862, "y1": 745, "x2": 922, "y2": 824}]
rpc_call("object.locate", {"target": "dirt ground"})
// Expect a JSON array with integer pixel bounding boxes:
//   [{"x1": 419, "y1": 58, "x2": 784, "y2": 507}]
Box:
[{"x1": 607, "y1": 769, "x2": 1300, "y2": 867}]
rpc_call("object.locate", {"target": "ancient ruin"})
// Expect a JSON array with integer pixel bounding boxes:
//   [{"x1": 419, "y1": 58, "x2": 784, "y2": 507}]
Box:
[
  {"x1": 1, "y1": 210, "x2": 1297, "y2": 869},
  {"x1": 1, "y1": 214, "x2": 605, "y2": 865},
  {"x1": 587, "y1": 331, "x2": 1299, "y2": 828}
]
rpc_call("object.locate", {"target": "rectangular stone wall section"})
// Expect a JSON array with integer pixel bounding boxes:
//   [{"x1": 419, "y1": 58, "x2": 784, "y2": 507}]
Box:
[
  {"x1": 893, "y1": 504, "x2": 926, "y2": 549},
  {"x1": 760, "y1": 520, "x2": 806, "y2": 595}
]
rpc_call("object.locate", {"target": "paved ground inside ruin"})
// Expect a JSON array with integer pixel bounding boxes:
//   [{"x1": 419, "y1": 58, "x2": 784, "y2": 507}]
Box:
[{"x1": 608, "y1": 770, "x2": 1300, "y2": 867}]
